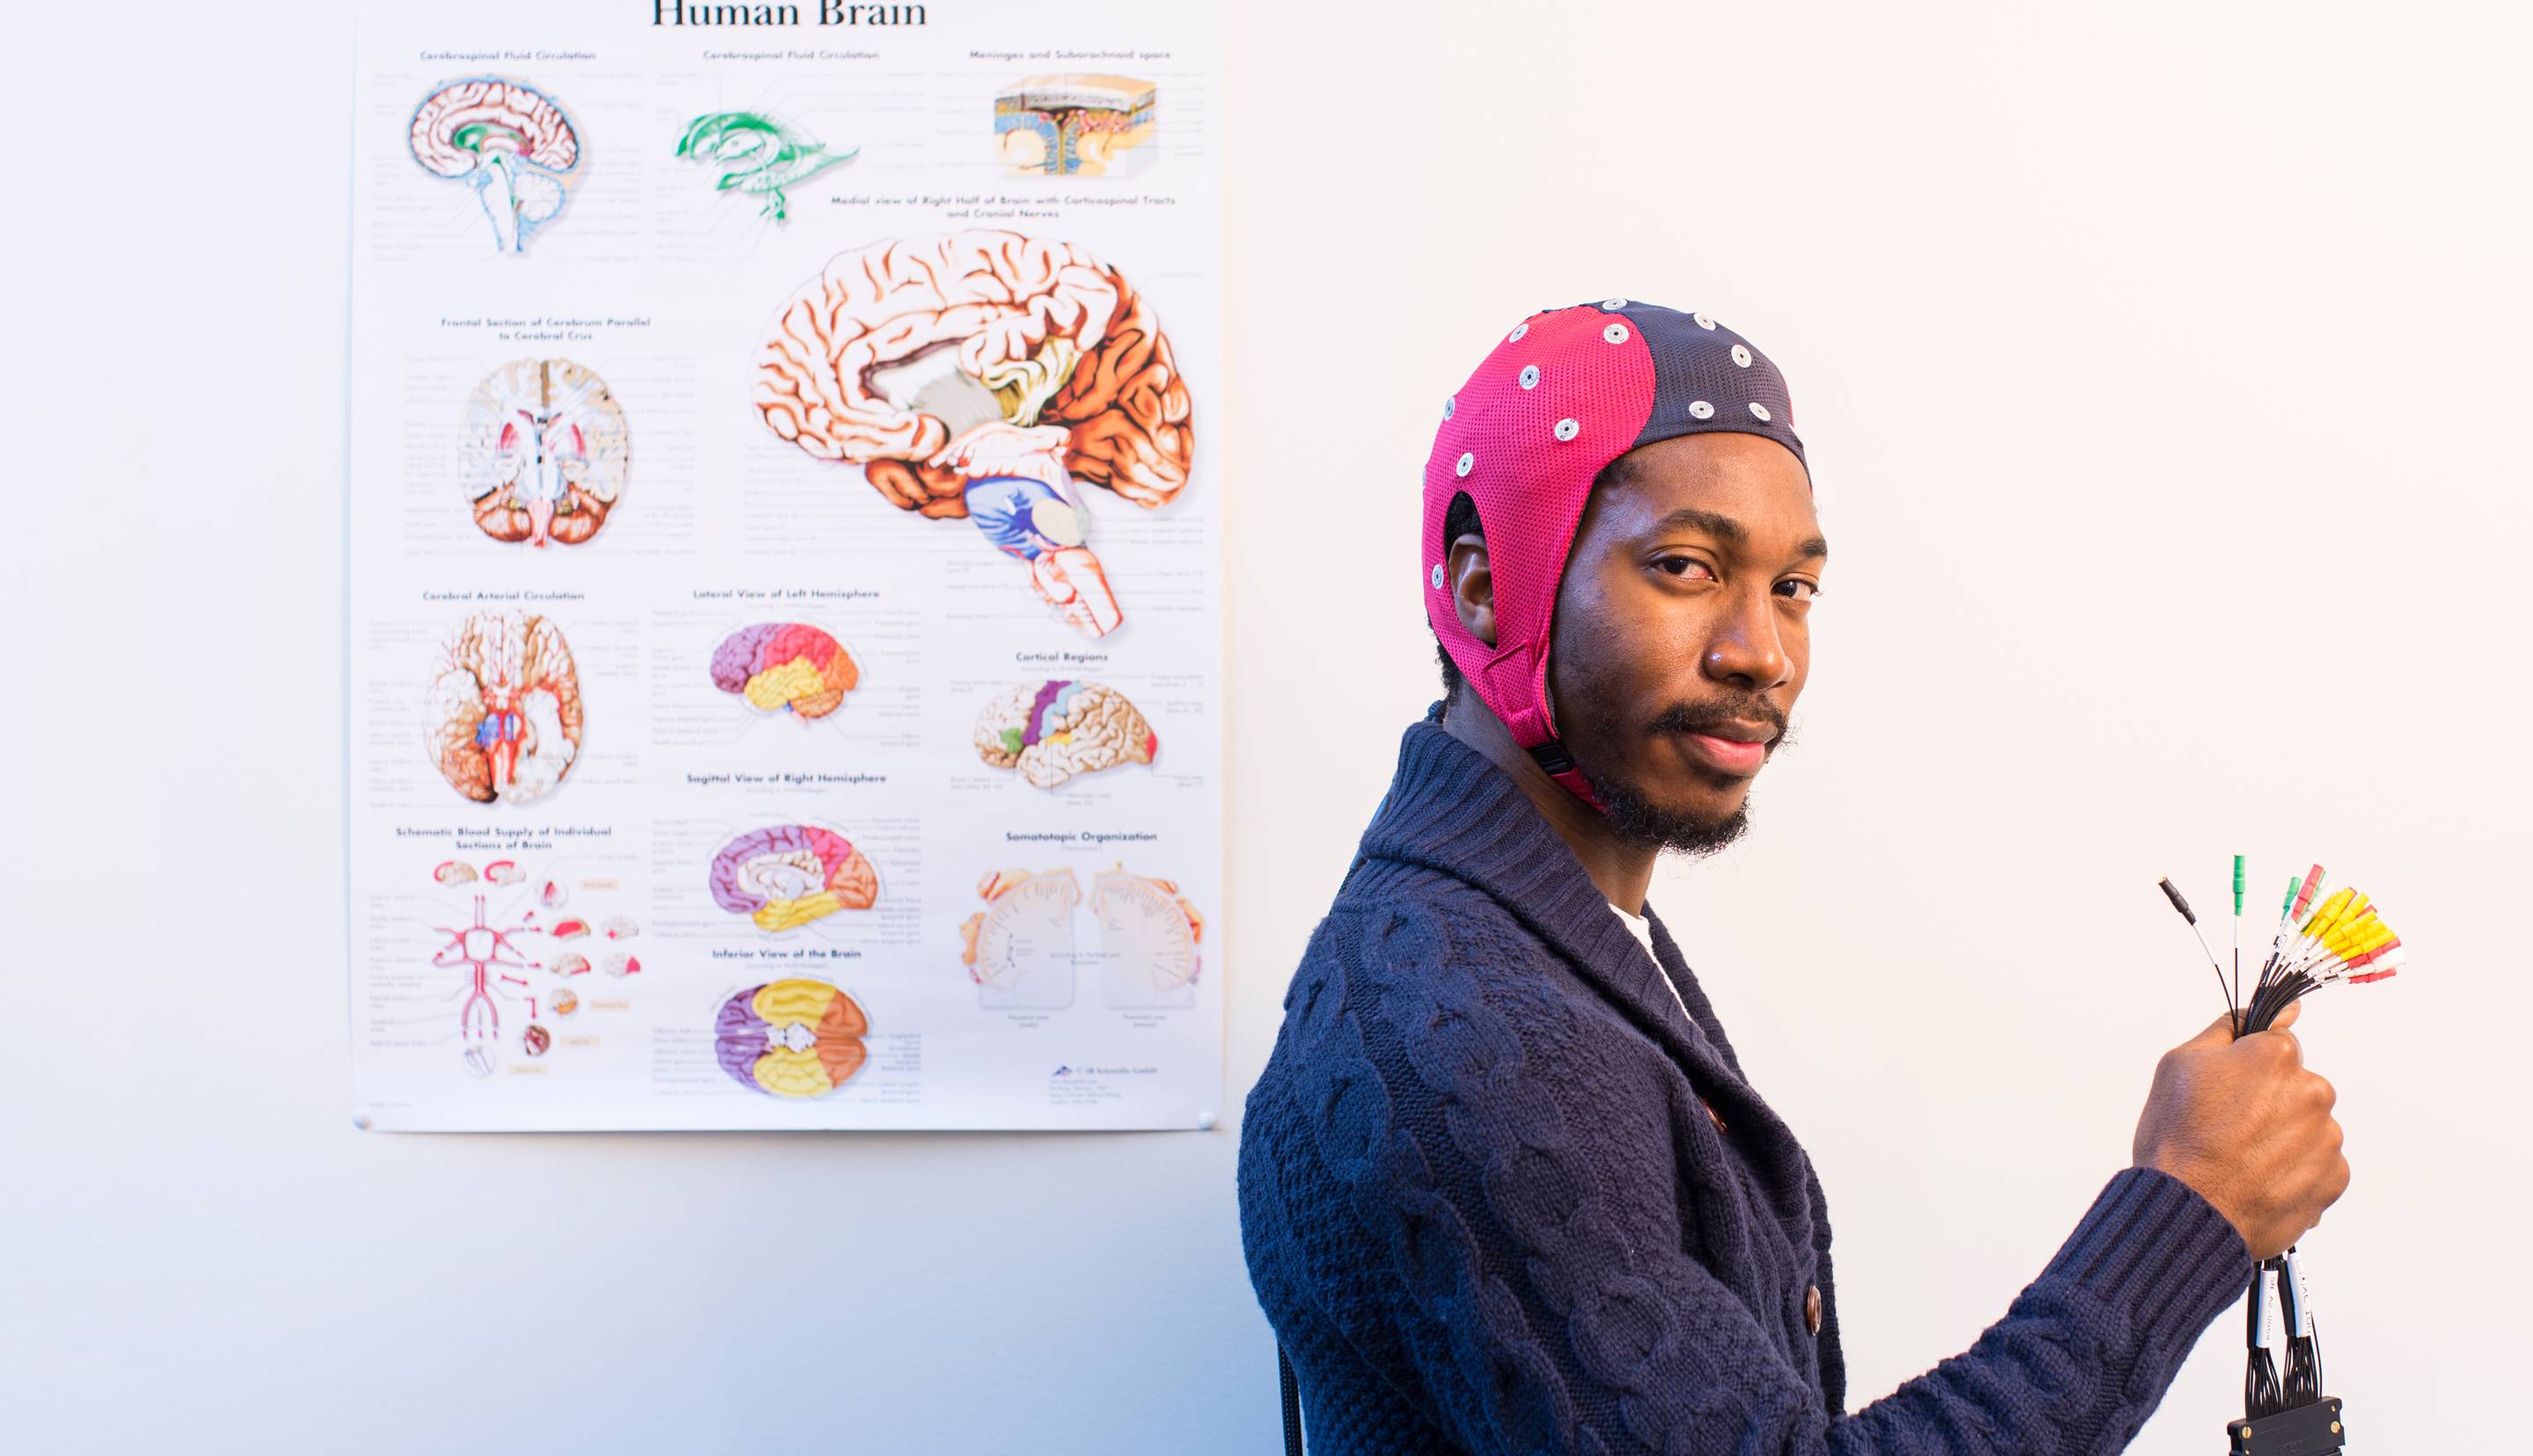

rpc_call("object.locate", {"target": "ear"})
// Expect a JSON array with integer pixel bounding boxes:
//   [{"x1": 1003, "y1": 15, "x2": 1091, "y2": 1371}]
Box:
[{"x1": 1448, "y1": 532, "x2": 1496, "y2": 649}]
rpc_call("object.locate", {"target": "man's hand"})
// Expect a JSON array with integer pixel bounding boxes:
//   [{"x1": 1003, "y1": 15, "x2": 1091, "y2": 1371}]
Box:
[{"x1": 2131, "y1": 1001, "x2": 2350, "y2": 1259}]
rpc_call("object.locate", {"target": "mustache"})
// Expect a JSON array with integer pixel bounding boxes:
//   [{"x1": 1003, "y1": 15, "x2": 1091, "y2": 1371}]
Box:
[{"x1": 1646, "y1": 696, "x2": 1792, "y2": 746}]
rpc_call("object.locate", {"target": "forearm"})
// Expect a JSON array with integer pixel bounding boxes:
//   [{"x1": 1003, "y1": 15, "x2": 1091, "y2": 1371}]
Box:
[{"x1": 1823, "y1": 1168, "x2": 2250, "y2": 1456}]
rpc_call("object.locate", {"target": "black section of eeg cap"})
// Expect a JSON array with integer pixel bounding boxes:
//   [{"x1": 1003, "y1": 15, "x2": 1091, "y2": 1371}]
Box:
[{"x1": 1609, "y1": 302, "x2": 1807, "y2": 472}]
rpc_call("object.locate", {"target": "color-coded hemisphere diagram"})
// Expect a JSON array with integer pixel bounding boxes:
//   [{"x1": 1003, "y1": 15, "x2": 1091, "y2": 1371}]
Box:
[
  {"x1": 423, "y1": 611, "x2": 583, "y2": 804},
  {"x1": 756, "y1": 230, "x2": 1194, "y2": 637},
  {"x1": 711, "y1": 623, "x2": 859, "y2": 719},
  {"x1": 410, "y1": 78, "x2": 580, "y2": 253},
  {"x1": 995, "y1": 75, "x2": 1157, "y2": 177},
  {"x1": 974, "y1": 681, "x2": 1156, "y2": 788},
  {"x1": 714, "y1": 979, "x2": 869, "y2": 1097},
  {"x1": 462, "y1": 358, "x2": 628, "y2": 549},
  {"x1": 709, "y1": 826, "x2": 880, "y2": 932}
]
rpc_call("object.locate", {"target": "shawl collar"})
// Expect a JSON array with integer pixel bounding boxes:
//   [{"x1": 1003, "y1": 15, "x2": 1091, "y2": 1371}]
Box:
[{"x1": 1347, "y1": 710, "x2": 1755, "y2": 1107}]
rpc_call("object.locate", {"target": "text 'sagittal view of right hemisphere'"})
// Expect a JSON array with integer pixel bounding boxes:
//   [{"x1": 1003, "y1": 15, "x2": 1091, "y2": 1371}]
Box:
[{"x1": 345, "y1": 0, "x2": 1227, "y2": 1130}]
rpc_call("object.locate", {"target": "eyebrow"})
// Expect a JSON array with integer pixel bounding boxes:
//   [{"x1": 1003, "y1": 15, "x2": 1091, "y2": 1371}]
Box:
[{"x1": 1648, "y1": 507, "x2": 1829, "y2": 562}]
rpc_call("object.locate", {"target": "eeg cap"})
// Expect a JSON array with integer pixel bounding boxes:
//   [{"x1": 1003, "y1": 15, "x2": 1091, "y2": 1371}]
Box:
[{"x1": 1423, "y1": 300, "x2": 1808, "y2": 806}]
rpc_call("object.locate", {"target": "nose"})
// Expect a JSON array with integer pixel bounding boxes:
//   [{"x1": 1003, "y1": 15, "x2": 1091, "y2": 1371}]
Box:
[{"x1": 1701, "y1": 586, "x2": 1792, "y2": 691}]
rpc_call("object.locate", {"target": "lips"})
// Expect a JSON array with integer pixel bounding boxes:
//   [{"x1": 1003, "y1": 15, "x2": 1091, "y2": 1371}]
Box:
[{"x1": 1675, "y1": 723, "x2": 1775, "y2": 777}]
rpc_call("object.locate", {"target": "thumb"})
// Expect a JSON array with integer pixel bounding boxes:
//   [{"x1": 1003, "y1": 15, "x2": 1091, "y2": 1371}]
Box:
[{"x1": 2182, "y1": 1008, "x2": 2241, "y2": 1047}]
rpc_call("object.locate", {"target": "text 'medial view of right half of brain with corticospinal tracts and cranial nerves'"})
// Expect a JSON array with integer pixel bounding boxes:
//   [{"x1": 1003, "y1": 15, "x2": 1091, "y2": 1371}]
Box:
[{"x1": 342, "y1": 0, "x2": 1228, "y2": 1133}]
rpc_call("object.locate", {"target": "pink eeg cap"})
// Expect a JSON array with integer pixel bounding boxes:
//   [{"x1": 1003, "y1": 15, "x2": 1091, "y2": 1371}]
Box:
[{"x1": 1423, "y1": 299, "x2": 1809, "y2": 807}]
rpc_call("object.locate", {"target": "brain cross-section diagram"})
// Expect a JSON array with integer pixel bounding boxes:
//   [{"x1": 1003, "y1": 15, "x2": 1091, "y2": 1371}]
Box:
[
  {"x1": 756, "y1": 230, "x2": 1194, "y2": 637},
  {"x1": 462, "y1": 359, "x2": 628, "y2": 550},
  {"x1": 410, "y1": 78, "x2": 582, "y2": 253}
]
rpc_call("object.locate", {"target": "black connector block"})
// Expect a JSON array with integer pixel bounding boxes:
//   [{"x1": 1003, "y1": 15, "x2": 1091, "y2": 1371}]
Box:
[{"x1": 2226, "y1": 1396, "x2": 2344, "y2": 1455}]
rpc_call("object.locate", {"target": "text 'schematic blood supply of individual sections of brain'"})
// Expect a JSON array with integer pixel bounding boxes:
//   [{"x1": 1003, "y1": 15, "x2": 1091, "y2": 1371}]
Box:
[{"x1": 346, "y1": 0, "x2": 1225, "y2": 1131}]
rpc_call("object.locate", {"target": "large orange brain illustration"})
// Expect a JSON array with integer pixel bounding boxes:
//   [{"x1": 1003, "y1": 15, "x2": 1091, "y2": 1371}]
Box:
[
  {"x1": 755, "y1": 230, "x2": 1194, "y2": 637},
  {"x1": 422, "y1": 611, "x2": 584, "y2": 804}
]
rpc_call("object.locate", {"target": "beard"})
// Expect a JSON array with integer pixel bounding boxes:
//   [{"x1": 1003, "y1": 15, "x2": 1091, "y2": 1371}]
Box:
[{"x1": 1571, "y1": 698, "x2": 1792, "y2": 857}]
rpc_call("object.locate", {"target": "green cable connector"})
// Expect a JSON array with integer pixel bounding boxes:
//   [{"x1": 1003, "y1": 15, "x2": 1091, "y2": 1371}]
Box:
[
  {"x1": 2281, "y1": 876, "x2": 2302, "y2": 921},
  {"x1": 2233, "y1": 855, "x2": 2245, "y2": 915}
]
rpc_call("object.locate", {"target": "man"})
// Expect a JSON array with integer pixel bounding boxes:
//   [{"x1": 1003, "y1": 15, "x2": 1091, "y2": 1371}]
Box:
[{"x1": 1236, "y1": 300, "x2": 2347, "y2": 1454}]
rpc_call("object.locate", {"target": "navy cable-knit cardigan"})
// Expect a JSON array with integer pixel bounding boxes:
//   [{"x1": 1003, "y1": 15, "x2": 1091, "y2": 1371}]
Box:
[{"x1": 1237, "y1": 710, "x2": 2252, "y2": 1454}]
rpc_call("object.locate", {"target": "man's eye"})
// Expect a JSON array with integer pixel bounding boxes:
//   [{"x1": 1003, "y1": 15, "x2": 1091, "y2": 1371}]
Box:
[
  {"x1": 1653, "y1": 556, "x2": 1716, "y2": 579},
  {"x1": 1775, "y1": 579, "x2": 1821, "y2": 602}
]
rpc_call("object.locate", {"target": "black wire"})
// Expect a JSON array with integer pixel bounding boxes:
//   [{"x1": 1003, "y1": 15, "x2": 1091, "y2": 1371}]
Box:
[
  {"x1": 2244, "y1": 1262, "x2": 2284, "y2": 1417},
  {"x1": 1279, "y1": 1345, "x2": 1303, "y2": 1456}
]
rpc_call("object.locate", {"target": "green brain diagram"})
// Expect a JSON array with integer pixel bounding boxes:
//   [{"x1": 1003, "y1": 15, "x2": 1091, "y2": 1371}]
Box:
[{"x1": 675, "y1": 113, "x2": 858, "y2": 221}]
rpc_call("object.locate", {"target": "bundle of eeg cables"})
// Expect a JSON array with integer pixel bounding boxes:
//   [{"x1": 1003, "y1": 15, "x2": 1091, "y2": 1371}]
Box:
[{"x1": 2158, "y1": 860, "x2": 2402, "y2": 1454}]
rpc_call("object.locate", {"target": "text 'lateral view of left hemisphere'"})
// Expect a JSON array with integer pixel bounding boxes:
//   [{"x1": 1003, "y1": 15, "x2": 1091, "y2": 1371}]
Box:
[
  {"x1": 424, "y1": 611, "x2": 583, "y2": 805},
  {"x1": 709, "y1": 826, "x2": 880, "y2": 932},
  {"x1": 462, "y1": 359, "x2": 628, "y2": 550},
  {"x1": 975, "y1": 681, "x2": 1156, "y2": 787},
  {"x1": 715, "y1": 979, "x2": 869, "y2": 1097},
  {"x1": 756, "y1": 231, "x2": 1194, "y2": 637},
  {"x1": 712, "y1": 623, "x2": 859, "y2": 719},
  {"x1": 410, "y1": 78, "x2": 581, "y2": 253}
]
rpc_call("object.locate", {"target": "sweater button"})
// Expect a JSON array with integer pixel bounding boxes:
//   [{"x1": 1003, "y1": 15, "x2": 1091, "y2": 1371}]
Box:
[{"x1": 1805, "y1": 1285, "x2": 1822, "y2": 1336}]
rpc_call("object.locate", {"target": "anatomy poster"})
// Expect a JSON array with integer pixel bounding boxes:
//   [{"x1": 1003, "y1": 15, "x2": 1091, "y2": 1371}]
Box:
[{"x1": 346, "y1": 0, "x2": 1224, "y2": 1131}]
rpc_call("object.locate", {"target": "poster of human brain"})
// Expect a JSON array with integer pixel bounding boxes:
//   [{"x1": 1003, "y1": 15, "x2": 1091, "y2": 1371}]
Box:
[{"x1": 347, "y1": 0, "x2": 1224, "y2": 1132}]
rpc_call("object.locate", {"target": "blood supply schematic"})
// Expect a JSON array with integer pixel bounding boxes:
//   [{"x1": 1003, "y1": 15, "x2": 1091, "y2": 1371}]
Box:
[{"x1": 347, "y1": 0, "x2": 1226, "y2": 1132}]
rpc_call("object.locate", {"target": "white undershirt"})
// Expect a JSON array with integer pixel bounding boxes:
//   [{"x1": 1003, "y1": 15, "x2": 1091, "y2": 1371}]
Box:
[
  {"x1": 1612, "y1": 902, "x2": 1696, "y2": 1022},
  {"x1": 1611, "y1": 902, "x2": 1659, "y2": 958}
]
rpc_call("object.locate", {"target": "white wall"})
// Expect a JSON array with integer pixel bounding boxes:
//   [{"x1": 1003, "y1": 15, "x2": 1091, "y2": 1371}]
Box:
[{"x1": 4, "y1": 2, "x2": 2525, "y2": 1452}]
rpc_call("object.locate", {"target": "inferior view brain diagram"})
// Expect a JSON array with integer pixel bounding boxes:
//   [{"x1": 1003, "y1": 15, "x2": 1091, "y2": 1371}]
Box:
[
  {"x1": 715, "y1": 979, "x2": 869, "y2": 1098},
  {"x1": 974, "y1": 680, "x2": 1156, "y2": 788},
  {"x1": 712, "y1": 623, "x2": 860, "y2": 719},
  {"x1": 461, "y1": 359, "x2": 628, "y2": 550},
  {"x1": 411, "y1": 78, "x2": 581, "y2": 253},
  {"x1": 756, "y1": 230, "x2": 1194, "y2": 637},
  {"x1": 710, "y1": 825, "x2": 880, "y2": 933},
  {"x1": 423, "y1": 611, "x2": 584, "y2": 805}
]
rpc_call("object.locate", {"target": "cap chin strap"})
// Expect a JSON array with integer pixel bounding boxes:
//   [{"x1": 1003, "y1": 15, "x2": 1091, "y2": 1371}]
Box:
[{"x1": 1473, "y1": 637, "x2": 1609, "y2": 813}]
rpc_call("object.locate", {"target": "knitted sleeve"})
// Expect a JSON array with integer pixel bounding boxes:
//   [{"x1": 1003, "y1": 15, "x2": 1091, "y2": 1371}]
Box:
[{"x1": 1280, "y1": 904, "x2": 2252, "y2": 1456}]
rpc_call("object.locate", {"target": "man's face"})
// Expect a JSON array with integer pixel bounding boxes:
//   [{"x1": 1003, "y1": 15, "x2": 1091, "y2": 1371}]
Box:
[{"x1": 1548, "y1": 433, "x2": 1825, "y2": 853}]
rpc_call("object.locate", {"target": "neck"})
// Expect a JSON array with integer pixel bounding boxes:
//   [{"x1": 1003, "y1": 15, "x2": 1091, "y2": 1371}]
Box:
[{"x1": 1440, "y1": 691, "x2": 1657, "y2": 914}]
